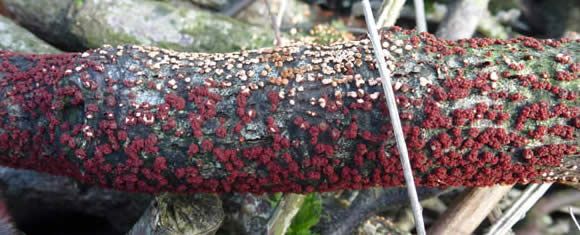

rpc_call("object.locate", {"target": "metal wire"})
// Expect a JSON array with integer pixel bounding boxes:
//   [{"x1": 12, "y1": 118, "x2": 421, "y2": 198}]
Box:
[{"x1": 361, "y1": 1, "x2": 426, "y2": 234}]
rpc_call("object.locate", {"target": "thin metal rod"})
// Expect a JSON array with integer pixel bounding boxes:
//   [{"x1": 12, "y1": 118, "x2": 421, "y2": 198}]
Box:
[
  {"x1": 570, "y1": 206, "x2": 580, "y2": 232},
  {"x1": 486, "y1": 183, "x2": 552, "y2": 235},
  {"x1": 413, "y1": 0, "x2": 428, "y2": 32},
  {"x1": 361, "y1": 1, "x2": 425, "y2": 235}
]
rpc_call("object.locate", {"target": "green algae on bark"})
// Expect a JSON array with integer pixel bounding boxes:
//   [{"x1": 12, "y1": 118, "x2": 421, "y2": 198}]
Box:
[{"x1": 0, "y1": 28, "x2": 579, "y2": 194}]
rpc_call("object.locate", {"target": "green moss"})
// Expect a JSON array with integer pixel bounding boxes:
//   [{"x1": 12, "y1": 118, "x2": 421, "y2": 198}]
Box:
[
  {"x1": 180, "y1": 12, "x2": 273, "y2": 53},
  {"x1": 75, "y1": 0, "x2": 84, "y2": 8},
  {"x1": 488, "y1": 0, "x2": 521, "y2": 14},
  {"x1": 286, "y1": 193, "x2": 322, "y2": 235},
  {"x1": 83, "y1": 28, "x2": 140, "y2": 48},
  {"x1": 156, "y1": 41, "x2": 187, "y2": 50}
]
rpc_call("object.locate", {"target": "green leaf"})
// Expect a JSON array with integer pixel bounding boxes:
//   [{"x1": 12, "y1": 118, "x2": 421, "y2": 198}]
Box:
[
  {"x1": 265, "y1": 192, "x2": 284, "y2": 207},
  {"x1": 286, "y1": 193, "x2": 322, "y2": 235}
]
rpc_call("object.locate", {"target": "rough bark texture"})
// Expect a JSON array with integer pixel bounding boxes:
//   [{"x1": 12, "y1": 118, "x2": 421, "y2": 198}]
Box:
[
  {"x1": 0, "y1": 13, "x2": 153, "y2": 235},
  {"x1": 0, "y1": 27, "x2": 579, "y2": 194}
]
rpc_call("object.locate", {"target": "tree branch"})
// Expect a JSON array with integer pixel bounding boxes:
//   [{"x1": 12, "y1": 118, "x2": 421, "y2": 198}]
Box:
[{"x1": 0, "y1": 27, "x2": 579, "y2": 194}]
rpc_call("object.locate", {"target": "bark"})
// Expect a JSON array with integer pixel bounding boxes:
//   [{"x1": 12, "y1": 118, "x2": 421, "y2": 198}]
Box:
[
  {"x1": 0, "y1": 27, "x2": 579, "y2": 194},
  {"x1": 0, "y1": 13, "x2": 153, "y2": 235}
]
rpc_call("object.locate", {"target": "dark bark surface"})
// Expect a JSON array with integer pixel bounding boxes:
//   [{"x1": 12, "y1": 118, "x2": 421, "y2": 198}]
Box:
[
  {"x1": 314, "y1": 187, "x2": 443, "y2": 235},
  {"x1": 0, "y1": 28, "x2": 579, "y2": 194}
]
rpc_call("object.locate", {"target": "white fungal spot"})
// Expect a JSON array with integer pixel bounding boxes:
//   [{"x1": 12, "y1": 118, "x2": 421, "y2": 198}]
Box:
[
  {"x1": 489, "y1": 72, "x2": 499, "y2": 81},
  {"x1": 419, "y1": 77, "x2": 432, "y2": 86}
]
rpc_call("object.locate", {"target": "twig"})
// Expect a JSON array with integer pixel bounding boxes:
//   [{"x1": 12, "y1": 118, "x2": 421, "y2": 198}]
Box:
[
  {"x1": 361, "y1": 1, "x2": 425, "y2": 235},
  {"x1": 515, "y1": 189, "x2": 580, "y2": 234},
  {"x1": 263, "y1": 0, "x2": 282, "y2": 47},
  {"x1": 376, "y1": 0, "x2": 407, "y2": 28},
  {"x1": 486, "y1": 183, "x2": 553, "y2": 235},
  {"x1": 266, "y1": 193, "x2": 307, "y2": 235},
  {"x1": 275, "y1": 0, "x2": 287, "y2": 30},
  {"x1": 570, "y1": 207, "x2": 580, "y2": 232},
  {"x1": 435, "y1": 0, "x2": 490, "y2": 40},
  {"x1": 428, "y1": 185, "x2": 513, "y2": 235},
  {"x1": 412, "y1": 0, "x2": 427, "y2": 32}
]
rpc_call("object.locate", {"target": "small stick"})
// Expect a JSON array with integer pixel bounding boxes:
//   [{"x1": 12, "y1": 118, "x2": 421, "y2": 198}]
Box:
[
  {"x1": 413, "y1": 0, "x2": 428, "y2": 32},
  {"x1": 376, "y1": 0, "x2": 407, "y2": 28},
  {"x1": 428, "y1": 185, "x2": 513, "y2": 235},
  {"x1": 361, "y1": 1, "x2": 425, "y2": 234},
  {"x1": 570, "y1": 207, "x2": 580, "y2": 232},
  {"x1": 266, "y1": 193, "x2": 307, "y2": 235},
  {"x1": 263, "y1": 0, "x2": 282, "y2": 47},
  {"x1": 275, "y1": 0, "x2": 287, "y2": 30},
  {"x1": 486, "y1": 183, "x2": 553, "y2": 235}
]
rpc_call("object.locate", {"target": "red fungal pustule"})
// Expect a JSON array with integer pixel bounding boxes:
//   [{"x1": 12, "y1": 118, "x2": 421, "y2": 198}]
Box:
[
  {"x1": 516, "y1": 101, "x2": 552, "y2": 130},
  {"x1": 555, "y1": 71, "x2": 575, "y2": 81},
  {"x1": 438, "y1": 132, "x2": 452, "y2": 149},
  {"x1": 549, "y1": 124, "x2": 575, "y2": 140},
  {"x1": 528, "y1": 125, "x2": 548, "y2": 140},
  {"x1": 555, "y1": 53, "x2": 571, "y2": 64},
  {"x1": 165, "y1": 93, "x2": 186, "y2": 110},
  {"x1": 161, "y1": 118, "x2": 177, "y2": 131},
  {"x1": 187, "y1": 144, "x2": 200, "y2": 157},
  {"x1": 153, "y1": 156, "x2": 168, "y2": 172},
  {"x1": 508, "y1": 92, "x2": 525, "y2": 102},
  {"x1": 568, "y1": 62, "x2": 580, "y2": 73},
  {"x1": 87, "y1": 103, "x2": 99, "y2": 112},
  {"x1": 216, "y1": 126, "x2": 227, "y2": 138},
  {"x1": 540, "y1": 72, "x2": 550, "y2": 79},
  {"x1": 452, "y1": 108, "x2": 476, "y2": 126},
  {"x1": 266, "y1": 116, "x2": 280, "y2": 135},
  {"x1": 330, "y1": 128, "x2": 341, "y2": 141},
  {"x1": 343, "y1": 122, "x2": 358, "y2": 139},
  {"x1": 421, "y1": 99, "x2": 452, "y2": 129},
  {"x1": 201, "y1": 139, "x2": 214, "y2": 152}
]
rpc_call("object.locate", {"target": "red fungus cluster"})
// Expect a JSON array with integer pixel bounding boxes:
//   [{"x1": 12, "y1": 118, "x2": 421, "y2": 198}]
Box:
[{"x1": 0, "y1": 28, "x2": 578, "y2": 194}]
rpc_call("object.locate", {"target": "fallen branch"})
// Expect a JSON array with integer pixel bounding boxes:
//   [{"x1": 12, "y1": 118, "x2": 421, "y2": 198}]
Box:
[
  {"x1": 428, "y1": 185, "x2": 513, "y2": 235},
  {"x1": 0, "y1": 27, "x2": 579, "y2": 194}
]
